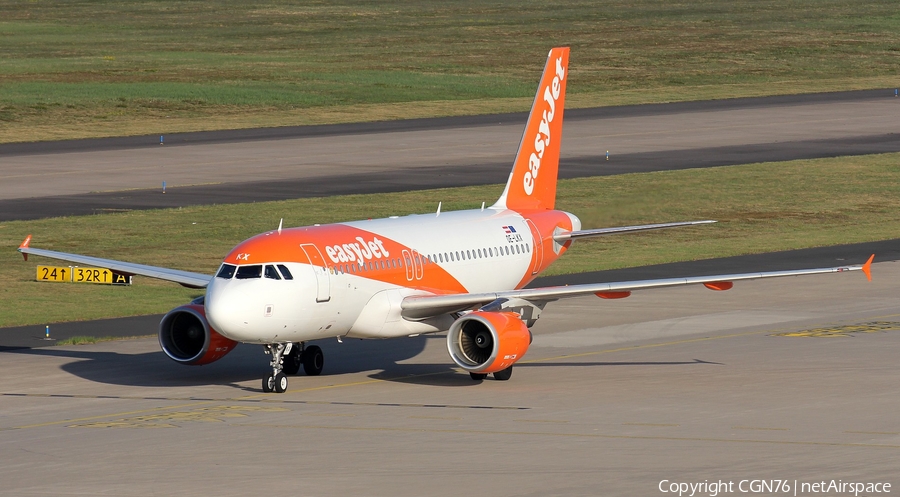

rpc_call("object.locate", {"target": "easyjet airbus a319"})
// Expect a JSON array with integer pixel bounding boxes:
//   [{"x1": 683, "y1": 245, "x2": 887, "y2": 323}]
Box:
[{"x1": 19, "y1": 48, "x2": 873, "y2": 393}]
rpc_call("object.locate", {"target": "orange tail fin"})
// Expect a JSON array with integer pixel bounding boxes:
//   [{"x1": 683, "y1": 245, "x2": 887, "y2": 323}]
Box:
[{"x1": 494, "y1": 47, "x2": 569, "y2": 211}]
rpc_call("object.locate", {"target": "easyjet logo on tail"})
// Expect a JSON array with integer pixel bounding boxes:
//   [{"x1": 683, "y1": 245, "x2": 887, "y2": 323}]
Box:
[
  {"x1": 524, "y1": 56, "x2": 566, "y2": 196},
  {"x1": 498, "y1": 47, "x2": 569, "y2": 212}
]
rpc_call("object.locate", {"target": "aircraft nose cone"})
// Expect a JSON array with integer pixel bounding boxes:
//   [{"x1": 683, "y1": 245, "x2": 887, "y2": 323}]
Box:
[{"x1": 205, "y1": 280, "x2": 254, "y2": 340}]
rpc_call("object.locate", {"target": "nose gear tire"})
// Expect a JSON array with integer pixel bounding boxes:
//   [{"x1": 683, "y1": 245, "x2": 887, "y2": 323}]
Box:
[
  {"x1": 274, "y1": 372, "x2": 288, "y2": 393},
  {"x1": 263, "y1": 373, "x2": 275, "y2": 392}
]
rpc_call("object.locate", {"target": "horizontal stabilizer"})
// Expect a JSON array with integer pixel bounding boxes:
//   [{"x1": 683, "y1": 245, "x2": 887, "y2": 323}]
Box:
[{"x1": 553, "y1": 220, "x2": 716, "y2": 242}]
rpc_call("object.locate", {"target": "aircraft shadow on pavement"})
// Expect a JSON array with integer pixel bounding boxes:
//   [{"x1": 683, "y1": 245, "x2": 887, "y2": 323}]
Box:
[
  {"x1": 517, "y1": 358, "x2": 723, "y2": 367},
  {"x1": 367, "y1": 363, "x2": 485, "y2": 387},
  {"x1": 4, "y1": 346, "x2": 263, "y2": 389},
  {"x1": 362, "y1": 354, "x2": 724, "y2": 387},
  {"x1": 324, "y1": 335, "x2": 486, "y2": 388},
  {"x1": 2, "y1": 336, "x2": 722, "y2": 391},
  {"x1": 1, "y1": 334, "x2": 447, "y2": 390}
]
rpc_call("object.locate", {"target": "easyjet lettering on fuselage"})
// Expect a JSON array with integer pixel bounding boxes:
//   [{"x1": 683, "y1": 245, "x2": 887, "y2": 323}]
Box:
[
  {"x1": 325, "y1": 236, "x2": 390, "y2": 264},
  {"x1": 523, "y1": 56, "x2": 566, "y2": 196}
]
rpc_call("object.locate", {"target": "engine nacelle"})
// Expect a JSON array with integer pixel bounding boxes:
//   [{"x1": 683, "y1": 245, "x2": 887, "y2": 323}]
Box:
[
  {"x1": 446, "y1": 311, "x2": 531, "y2": 374},
  {"x1": 159, "y1": 303, "x2": 238, "y2": 366}
]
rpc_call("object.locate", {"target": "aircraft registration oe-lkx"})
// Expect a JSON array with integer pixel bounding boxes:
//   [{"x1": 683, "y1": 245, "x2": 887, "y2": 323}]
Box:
[{"x1": 18, "y1": 47, "x2": 874, "y2": 393}]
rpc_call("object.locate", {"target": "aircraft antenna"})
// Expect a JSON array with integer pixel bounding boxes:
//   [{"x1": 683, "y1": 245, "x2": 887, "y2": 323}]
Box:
[
  {"x1": 278, "y1": 218, "x2": 283, "y2": 234},
  {"x1": 436, "y1": 202, "x2": 442, "y2": 217}
]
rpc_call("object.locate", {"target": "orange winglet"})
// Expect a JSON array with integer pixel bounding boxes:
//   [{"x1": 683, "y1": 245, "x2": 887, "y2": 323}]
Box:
[
  {"x1": 595, "y1": 291, "x2": 631, "y2": 299},
  {"x1": 862, "y1": 254, "x2": 874, "y2": 282},
  {"x1": 704, "y1": 281, "x2": 733, "y2": 291},
  {"x1": 18, "y1": 235, "x2": 32, "y2": 261}
]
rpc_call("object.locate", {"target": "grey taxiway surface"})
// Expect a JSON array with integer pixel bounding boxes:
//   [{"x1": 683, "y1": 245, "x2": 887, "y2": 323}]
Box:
[{"x1": 2, "y1": 91, "x2": 899, "y2": 495}]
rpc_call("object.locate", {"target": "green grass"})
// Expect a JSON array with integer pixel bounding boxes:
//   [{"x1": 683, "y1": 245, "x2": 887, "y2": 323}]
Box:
[
  {"x1": 2, "y1": 0, "x2": 900, "y2": 142},
  {"x1": 2, "y1": 152, "x2": 899, "y2": 328},
  {"x1": 53, "y1": 335, "x2": 152, "y2": 346}
]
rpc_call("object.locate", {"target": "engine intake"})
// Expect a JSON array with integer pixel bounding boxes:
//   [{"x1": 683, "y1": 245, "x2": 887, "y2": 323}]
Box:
[
  {"x1": 447, "y1": 311, "x2": 531, "y2": 374},
  {"x1": 159, "y1": 304, "x2": 237, "y2": 365}
]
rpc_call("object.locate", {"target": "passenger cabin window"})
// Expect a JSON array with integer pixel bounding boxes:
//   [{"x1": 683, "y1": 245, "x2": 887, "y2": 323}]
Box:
[
  {"x1": 264, "y1": 265, "x2": 281, "y2": 280},
  {"x1": 235, "y1": 265, "x2": 263, "y2": 279},
  {"x1": 216, "y1": 264, "x2": 236, "y2": 279},
  {"x1": 277, "y1": 264, "x2": 293, "y2": 279}
]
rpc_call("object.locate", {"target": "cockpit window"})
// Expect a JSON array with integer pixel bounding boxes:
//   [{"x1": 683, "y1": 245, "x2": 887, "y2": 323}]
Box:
[
  {"x1": 264, "y1": 265, "x2": 281, "y2": 280},
  {"x1": 277, "y1": 264, "x2": 293, "y2": 280},
  {"x1": 235, "y1": 265, "x2": 263, "y2": 279},
  {"x1": 216, "y1": 264, "x2": 236, "y2": 279}
]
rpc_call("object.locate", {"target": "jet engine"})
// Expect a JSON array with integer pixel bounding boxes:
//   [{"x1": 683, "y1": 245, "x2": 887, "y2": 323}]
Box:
[
  {"x1": 159, "y1": 302, "x2": 237, "y2": 365},
  {"x1": 446, "y1": 311, "x2": 532, "y2": 374}
]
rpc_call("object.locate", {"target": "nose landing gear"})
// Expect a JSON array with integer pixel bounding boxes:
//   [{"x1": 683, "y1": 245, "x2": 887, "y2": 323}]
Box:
[
  {"x1": 263, "y1": 371, "x2": 288, "y2": 393},
  {"x1": 262, "y1": 343, "x2": 291, "y2": 393},
  {"x1": 261, "y1": 342, "x2": 326, "y2": 393}
]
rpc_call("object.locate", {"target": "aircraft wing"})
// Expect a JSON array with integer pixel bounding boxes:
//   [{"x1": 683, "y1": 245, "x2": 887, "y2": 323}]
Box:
[
  {"x1": 552, "y1": 220, "x2": 716, "y2": 242},
  {"x1": 17, "y1": 235, "x2": 212, "y2": 289},
  {"x1": 400, "y1": 255, "x2": 874, "y2": 320}
]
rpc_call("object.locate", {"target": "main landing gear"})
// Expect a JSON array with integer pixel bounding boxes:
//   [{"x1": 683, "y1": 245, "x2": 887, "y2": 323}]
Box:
[
  {"x1": 469, "y1": 366, "x2": 513, "y2": 381},
  {"x1": 262, "y1": 342, "x2": 325, "y2": 393}
]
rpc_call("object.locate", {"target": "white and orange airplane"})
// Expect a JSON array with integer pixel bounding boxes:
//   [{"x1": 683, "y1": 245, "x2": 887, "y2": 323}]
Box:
[{"x1": 18, "y1": 47, "x2": 873, "y2": 393}]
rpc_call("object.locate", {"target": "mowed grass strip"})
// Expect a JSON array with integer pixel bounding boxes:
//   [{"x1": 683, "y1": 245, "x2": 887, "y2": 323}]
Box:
[
  {"x1": 2, "y1": 152, "x2": 899, "y2": 328},
  {"x1": 2, "y1": 0, "x2": 900, "y2": 142}
]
